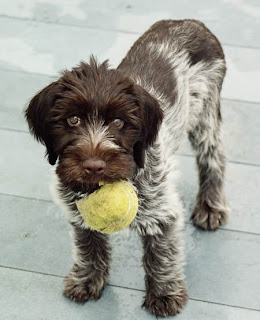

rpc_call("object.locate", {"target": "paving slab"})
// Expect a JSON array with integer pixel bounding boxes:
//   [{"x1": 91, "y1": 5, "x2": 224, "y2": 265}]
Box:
[
  {"x1": 0, "y1": 194, "x2": 72, "y2": 276},
  {"x1": 0, "y1": 130, "x2": 51, "y2": 201},
  {"x1": 0, "y1": 69, "x2": 53, "y2": 132},
  {"x1": 0, "y1": 267, "x2": 152, "y2": 320},
  {"x1": 178, "y1": 99, "x2": 260, "y2": 166},
  {"x1": 1, "y1": 0, "x2": 260, "y2": 48},
  {"x1": 178, "y1": 156, "x2": 260, "y2": 234},
  {"x1": 111, "y1": 226, "x2": 260, "y2": 311},
  {"x1": 0, "y1": 16, "x2": 138, "y2": 75},
  {"x1": 221, "y1": 45, "x2": 260, "y2": 103},
  {"x1": 0, "y1": 17, "x2": 260, "y2": 102},
  {"x1": 1, "y1": 267, "x2": 260, "y2": 320},
  {"x1": 1, "y1": 194, "x2": 259, "y2": 310}
]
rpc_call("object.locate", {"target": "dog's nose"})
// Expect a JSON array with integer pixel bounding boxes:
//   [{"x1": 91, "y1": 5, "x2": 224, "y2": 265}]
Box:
[{"x1": 83, "y1": 159, "x2": 106, "y2": 175}]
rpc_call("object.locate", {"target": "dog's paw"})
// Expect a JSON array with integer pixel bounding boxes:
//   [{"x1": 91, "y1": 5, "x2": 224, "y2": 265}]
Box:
[
  {"x1": 191, "y1": 201, "x2": 228, "y2": 230},
  {"x1": 63, "y1": 273, "x2": 105, "y2": 303},
  {"x1": 142, "y1": 289, "x2": 188, "y2": 317}
]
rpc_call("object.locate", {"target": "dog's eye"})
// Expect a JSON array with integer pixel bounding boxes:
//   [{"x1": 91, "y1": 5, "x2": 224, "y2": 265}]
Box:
[
  {"x1": 67, "y1": 116, "x2": 81, "y2": 127},
  {"x1": 112, "y1": 118, "x2": 124, "y2": 129}
]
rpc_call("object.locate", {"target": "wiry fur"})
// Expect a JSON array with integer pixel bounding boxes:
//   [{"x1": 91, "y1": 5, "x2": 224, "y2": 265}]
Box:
[
  {"x1": 25, "y1": 19, "x2": 228, "y2": 317},
  {"x1": 63, "y1": 226, "x2": 111, "y2": 302}
]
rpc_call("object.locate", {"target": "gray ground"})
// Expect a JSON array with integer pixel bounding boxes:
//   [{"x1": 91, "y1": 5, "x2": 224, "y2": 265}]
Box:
[{"x1": 0, "y1": 1, "x2": 259, "y2": 319}]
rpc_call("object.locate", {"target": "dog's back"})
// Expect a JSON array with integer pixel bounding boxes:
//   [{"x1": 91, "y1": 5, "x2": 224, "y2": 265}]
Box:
[
  {"x1": 118, "y1": 19, "x2": 225, "y2": 92},
  {"x1": 118, "y1": 19, "x2": 226, "y2": 154}
]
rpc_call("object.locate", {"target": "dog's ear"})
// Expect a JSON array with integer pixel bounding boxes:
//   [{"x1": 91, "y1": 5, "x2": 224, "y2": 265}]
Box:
[
  {"x1": 25, "y1": 82, "x2": 60, "y2": 165},
  {"x1": 133, "y1": 141, "x2": 146, "y2": 169},
  {"x1": 133, "y1": 85, "x2": 163, "y2": 168}
]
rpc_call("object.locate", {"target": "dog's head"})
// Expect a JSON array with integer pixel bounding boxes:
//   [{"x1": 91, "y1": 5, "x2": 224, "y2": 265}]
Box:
[{"x1": 25, "y1": 58, "x2": 163, "y2": 191}]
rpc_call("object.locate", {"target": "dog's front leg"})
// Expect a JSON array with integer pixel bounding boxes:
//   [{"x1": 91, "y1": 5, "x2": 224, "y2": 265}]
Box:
[
  {"x1": 63, "y1": 225, "x2": 111, "y2": 303},
  {"x1": 141, "y1": 222, "x2": 188, "y2": 317}
]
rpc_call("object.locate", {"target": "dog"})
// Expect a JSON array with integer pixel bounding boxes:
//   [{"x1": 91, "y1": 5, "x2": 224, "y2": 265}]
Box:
[{"x1": 25, "y1": 19, "x2": 228, "y2": 317}]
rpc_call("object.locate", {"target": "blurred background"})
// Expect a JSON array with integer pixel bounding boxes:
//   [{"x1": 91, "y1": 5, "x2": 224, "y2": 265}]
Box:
[{"x1": 0, "y1": 1, "x2": 259, "y2": 319}]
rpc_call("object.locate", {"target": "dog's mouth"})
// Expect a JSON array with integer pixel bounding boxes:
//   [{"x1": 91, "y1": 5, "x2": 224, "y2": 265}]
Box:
[
  {"x1": 86, "y1": 182, "x2": 101, "y2": 194},
  {"x1": 83, "y1": 167, "x2": 133, "y2": 185},
  {"x1": 56, "y1": 152, "x2": 136, "y2": 193},
  {"x1": 84, "y1": 177, "x2": 122, "y2": 191},
  {"x1": 73, "y1": 176, "x2": 124, "y2": 194}
]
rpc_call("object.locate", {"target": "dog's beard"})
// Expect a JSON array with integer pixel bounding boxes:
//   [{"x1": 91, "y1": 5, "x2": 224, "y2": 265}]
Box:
[{"x1": 55, "y1": 146, "x2": 136, "y2": 192}]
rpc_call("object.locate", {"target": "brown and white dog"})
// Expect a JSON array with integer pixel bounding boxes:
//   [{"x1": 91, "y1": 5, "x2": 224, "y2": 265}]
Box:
[{"x1": 25, "y1": 20, "x2": 228, "y2": 317}]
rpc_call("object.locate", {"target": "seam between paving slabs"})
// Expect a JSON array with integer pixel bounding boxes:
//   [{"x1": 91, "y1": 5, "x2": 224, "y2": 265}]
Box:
[
  {"x1": 1, "y1": 191, "x2": 259, "y2": 237},
  {"x1": 1, "y1": 14, "x2": 260, "y2": 51},
  {"x1": 0, "y1": 66, "x2": 57, "y2": 79},
  {"x1": 1, "y1": 70, "x2": 260, "y2": 105},
  {"x1": 0, "y1": 192, "x2": 52, "y2": 204},
  {"x1": 0, "y1": 14, "x2": 141, "y2": 36},
  {"x1": 221, "y1": 97, "x2": 260, "y2": 106},
  {"x1": 0, "y1": 127, "x2": 260, "y2": 168},
  {"x1": 0, "y1": 265, "x2": 259, "y2": 312},
  {"x1": 0, "y1": 127, "x2": 29, "y2": 134},
  {"x1": 185, "y1": 222, "x2": 260, "y2": 236},
  {"x1": 1, "y1": 66, "x2": 260, "y2": 108},
  {"x1": 177, "y1": 152, "x2": 260, "y2": 168}
]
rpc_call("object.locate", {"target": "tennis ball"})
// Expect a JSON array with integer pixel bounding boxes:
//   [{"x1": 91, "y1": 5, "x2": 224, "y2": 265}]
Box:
[{"x1": 75, "y1": 180, "x2": 138, "y2": 234}]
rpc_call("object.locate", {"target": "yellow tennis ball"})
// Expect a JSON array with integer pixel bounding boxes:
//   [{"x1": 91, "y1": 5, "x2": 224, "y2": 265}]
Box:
[{"x1": 75, "y1": 180, "x2": 138, "y2": 234}]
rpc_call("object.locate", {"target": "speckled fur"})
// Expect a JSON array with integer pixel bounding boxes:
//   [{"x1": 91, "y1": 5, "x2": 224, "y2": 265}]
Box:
[
  {"x1": 117, "y1": 20, "x2": 228, "y2": 316},
  {"x1": 27, "y1": 19, "x2": 228, "y2": 318}
]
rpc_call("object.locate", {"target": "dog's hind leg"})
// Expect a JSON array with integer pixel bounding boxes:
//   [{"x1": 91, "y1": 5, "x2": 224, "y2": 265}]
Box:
[{"x1": 188, "y1": 96, "x2": 229, "y2": 230}]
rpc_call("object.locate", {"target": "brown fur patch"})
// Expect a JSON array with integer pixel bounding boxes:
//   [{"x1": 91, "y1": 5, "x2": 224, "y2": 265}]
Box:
[
  {"x1": 143, "y1": 289, "x2": 188, "y2": 317},
  {"x1": 25, "y1": 57, "x2": 163, "y2": 189}
]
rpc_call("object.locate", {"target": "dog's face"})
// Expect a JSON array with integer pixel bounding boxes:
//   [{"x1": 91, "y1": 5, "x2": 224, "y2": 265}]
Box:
[{"x1": 25, "y1": 58, "x2": 163, "y2": 191}]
